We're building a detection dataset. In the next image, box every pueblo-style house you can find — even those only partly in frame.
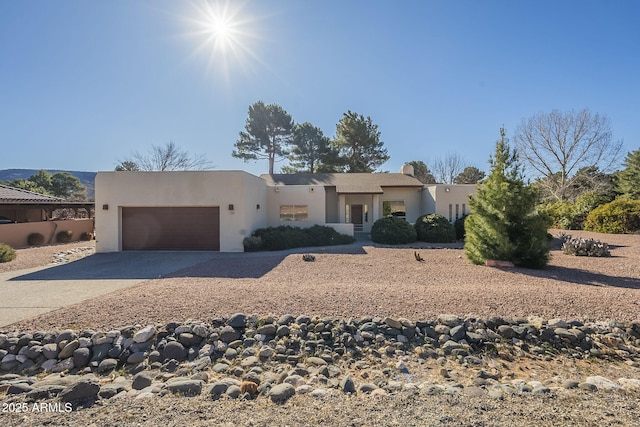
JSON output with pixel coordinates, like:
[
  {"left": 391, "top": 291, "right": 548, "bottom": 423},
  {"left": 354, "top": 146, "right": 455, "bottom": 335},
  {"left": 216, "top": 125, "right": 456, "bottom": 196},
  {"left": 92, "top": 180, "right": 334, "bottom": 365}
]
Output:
[{"left": 95, "top": 164, "right": 476, "bottom": 252}]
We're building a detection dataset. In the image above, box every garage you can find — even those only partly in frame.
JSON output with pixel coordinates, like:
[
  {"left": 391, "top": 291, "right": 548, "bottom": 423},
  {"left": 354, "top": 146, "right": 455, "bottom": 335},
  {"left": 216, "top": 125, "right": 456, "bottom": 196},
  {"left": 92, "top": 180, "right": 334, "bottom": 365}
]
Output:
[{"left": 121, "top": 207, "right": 220, "bottom": 251}]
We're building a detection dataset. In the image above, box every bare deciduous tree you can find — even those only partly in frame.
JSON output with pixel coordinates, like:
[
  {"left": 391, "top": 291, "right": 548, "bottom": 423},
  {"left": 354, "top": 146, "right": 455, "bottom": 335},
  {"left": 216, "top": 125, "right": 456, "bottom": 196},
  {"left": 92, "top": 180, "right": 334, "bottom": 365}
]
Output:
[
  {"left": 514, "top": 109, "right": 623, "bottom": 201},
  {"left": 432, "top": 153, "right": 465, "bottom": 184},
  {"left": 117, "top": 141, "right": 213, "bottom": 171}
]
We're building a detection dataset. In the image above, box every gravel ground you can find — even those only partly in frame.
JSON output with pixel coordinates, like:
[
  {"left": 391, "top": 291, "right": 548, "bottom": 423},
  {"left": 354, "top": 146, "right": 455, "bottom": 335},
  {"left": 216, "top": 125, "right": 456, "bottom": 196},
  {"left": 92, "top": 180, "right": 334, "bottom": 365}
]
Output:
[
  {"left": 0, "top": 241, "right": 95, "bottom": 273},
  {"left": 7, "top": 230, "right": 639, "bottom": 332},
  {"left": 2, "top": 230, "right": 639, "bottom": 426},
  {"left": 4, "top": 390, "right": 640, "bottom": 427}
]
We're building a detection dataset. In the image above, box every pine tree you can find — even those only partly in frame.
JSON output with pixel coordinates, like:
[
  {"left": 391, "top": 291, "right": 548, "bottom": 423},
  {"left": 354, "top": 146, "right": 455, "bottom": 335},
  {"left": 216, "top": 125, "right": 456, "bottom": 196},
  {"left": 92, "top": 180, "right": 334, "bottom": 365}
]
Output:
[
  {"left": 232, "top": 101, "right": 294, "bottom": 174},
  {"left": 333, "top": 111, "right": 389, "bottom": 173},
  {"left": 464, "top": 128, "right": 551, "bottom": 269},
  {"left": 283, "top": 122, "right": 339, "bottom": 173},
  {"left": 615, "top": 148, "right": 640, "bottom": 199}
]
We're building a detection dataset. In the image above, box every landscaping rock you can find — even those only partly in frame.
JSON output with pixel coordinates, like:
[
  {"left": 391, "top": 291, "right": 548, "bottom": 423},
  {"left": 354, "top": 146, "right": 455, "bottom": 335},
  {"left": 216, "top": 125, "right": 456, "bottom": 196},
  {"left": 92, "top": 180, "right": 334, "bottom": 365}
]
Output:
[
  {"left": 163, "top": 341, "right": 187, "bottom": 361},
  {"left": 227, "top": 313, "right": 246, "bottom": 328},
  {"left": 59, "top": 379, "right": 100, "bottom": 403},
  {"left": 133, "top": 326, "right": 156, "bottom": 343},
  {"left": 73, "top": 347, "right": 91, "bottom": 369},
  {"left": 340, "top": 375, "right": 356, "bottom": 393},
  {"left": 132, "top": 372, "right": 153, "bottom": 390},
  {"left": 97, "top": 358, "right": 118, "bottom": 374},
  {"left": 269, "top": 383, "right": 295, "bottom": 403},
  {"left": 58, "top": 339, "right": 80, "bottom": 359},
  {"left": 586, "top": 376, "right": 622, "bottom": 391},
  {"left": 165, "top": 379, "right": 203, "bottom": 396}
]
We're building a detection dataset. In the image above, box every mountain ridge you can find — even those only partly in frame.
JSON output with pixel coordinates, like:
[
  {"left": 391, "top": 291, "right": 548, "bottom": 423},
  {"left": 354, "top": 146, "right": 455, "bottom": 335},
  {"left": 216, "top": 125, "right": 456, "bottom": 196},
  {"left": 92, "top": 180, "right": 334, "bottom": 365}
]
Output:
[{"left": 0, "top": 169, "right": 96, "bottom": 200}]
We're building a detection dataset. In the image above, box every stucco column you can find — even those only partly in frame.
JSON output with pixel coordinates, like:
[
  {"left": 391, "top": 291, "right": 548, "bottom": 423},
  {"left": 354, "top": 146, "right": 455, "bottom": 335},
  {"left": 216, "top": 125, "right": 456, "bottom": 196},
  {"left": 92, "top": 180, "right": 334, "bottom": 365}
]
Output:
[
  {"left": 372, "top": 194, "right": 380, "bottom": 222},
  {"left": 338, "top": 194, "right": 346, "bottom": 222}
]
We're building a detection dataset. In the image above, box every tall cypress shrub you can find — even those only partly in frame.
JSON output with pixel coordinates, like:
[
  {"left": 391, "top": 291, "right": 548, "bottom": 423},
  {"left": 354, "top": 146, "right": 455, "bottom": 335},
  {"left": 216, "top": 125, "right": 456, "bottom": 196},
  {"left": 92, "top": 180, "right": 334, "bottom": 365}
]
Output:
[{"left": 464, "top": 128, "right": 551, "bottom": 269}]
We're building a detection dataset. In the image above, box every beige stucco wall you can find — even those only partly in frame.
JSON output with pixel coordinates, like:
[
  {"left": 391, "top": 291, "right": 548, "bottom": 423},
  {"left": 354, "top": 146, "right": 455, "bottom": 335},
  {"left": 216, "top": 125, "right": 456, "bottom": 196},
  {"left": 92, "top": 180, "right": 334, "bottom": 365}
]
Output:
[
  {"left": 0, "top": 219, "right": 94, "bottom": 248},
  {"left": 95, "top": 171, "right": 267, "bottom": 253},
  {"left": 423, "top": 184, "right": 477, "bottom": 222},
  {"left": 266, "top": 185, "right": 326, "bottom": 228},
  {"left": 379, "top": 187, "right": 424, "bottom": 223}
]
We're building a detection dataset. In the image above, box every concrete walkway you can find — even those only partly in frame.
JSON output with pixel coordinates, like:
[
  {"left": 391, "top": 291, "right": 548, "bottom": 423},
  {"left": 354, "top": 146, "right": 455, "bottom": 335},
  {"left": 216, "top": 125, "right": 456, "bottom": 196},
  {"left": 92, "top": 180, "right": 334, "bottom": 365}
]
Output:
[{"left": 0, "top": 252, "right": 217, "bottom": 328}]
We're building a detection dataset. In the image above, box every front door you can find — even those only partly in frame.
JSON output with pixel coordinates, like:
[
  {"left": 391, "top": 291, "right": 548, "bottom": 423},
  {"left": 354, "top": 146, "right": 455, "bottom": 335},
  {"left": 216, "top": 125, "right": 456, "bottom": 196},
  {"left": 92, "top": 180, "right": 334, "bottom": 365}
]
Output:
[{"left": 351, "top": 204, "right": 363, "bottom": 231}]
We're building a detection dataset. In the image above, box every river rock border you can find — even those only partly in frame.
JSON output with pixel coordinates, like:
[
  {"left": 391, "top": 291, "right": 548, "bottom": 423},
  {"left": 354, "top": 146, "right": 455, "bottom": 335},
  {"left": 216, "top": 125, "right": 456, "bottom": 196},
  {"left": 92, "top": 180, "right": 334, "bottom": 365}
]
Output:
[{"left": 1, "top": 314, "right": 640, "bottom": 405}]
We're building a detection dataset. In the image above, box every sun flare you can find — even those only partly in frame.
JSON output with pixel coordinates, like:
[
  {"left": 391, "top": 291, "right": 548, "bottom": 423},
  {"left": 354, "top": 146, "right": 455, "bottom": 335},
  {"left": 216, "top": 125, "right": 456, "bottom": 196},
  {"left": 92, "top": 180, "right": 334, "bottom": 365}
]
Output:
[
  {"left": 206, "top": 12, "right": 237, "bottom": 51},
  {"left": 183, "top": 0, "right": 262, "bottom": 79}
]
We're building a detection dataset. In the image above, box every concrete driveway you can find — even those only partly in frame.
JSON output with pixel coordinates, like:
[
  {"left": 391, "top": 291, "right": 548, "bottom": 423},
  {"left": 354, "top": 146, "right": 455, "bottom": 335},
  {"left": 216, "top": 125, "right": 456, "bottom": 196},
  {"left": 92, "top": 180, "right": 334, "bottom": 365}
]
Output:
[{"left": 0, "top": 252, "right": 217, "bottom": 328}]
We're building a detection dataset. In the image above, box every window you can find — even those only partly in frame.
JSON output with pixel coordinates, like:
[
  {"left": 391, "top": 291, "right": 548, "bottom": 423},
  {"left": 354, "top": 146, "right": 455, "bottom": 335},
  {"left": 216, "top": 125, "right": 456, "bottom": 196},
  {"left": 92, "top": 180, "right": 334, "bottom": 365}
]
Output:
[
  {"left": 448, "top": 204, "right": 453, "bottom": 222},
  {"left": 383, "top": 201, "right": 406, "bottom": 218},
  {"left": 280, "top": 205, "right": 308, "bottom": 221},
  {"left": 455, "top": 204, "right": 459, "bottom": 220},
  {"left": 462, "top": 204, "right": 466, "bottom": 216}
]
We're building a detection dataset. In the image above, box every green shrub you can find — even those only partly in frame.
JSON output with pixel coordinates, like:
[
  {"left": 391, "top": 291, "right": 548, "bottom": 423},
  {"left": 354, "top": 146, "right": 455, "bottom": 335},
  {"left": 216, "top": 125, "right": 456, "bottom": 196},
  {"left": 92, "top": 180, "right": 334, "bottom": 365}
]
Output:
[
  {"left": 80, "top": 232, "right": 94, "bottom": 241},
  {"left": 243, "top": 236, "right": 263, "bottom": 252},
  {"left": 584, "top": 199, "right": 640, "bottom": 233},
  {"left": 249, "top": 225, "right": 355, "bottom": 251},
  {"left": 414, "top": 214, "right": 456, "bottom": 243},
  {"left": 0, "top": 243, "right": 17, "bottom": 263},
  {"left": 302, "top": 225, "right": 355, "bottom": 246},
  {"left": 561, "top": 234, "right": 611, "bottom": 257},
  {"left": 537, "top": 201, "right": 575, "bottom": 229},
  {"left": 538, "top": 192, "right": 613, "bottom": 230},
  {"left": 454, "top": 214, "right": 468, "bottom": 240},
  {"left": 571, "top": 192, "right": 612, "bottom": 230},
  {"left": 27, "top": 232, "right": 45, "bottom": 246},
  {"left": 56, "top": 230, "right": 73, "bottom": 243},
  {"left": 370, "top": 216, "right": 417, "bottom": 245}
]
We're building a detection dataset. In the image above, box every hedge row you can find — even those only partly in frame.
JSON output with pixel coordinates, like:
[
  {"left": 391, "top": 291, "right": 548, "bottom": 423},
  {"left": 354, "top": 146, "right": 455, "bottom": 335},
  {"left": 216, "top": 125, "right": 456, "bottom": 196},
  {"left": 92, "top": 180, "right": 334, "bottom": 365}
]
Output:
[{"left": 243, "top": 225, "right": 355, "bottom": 251}]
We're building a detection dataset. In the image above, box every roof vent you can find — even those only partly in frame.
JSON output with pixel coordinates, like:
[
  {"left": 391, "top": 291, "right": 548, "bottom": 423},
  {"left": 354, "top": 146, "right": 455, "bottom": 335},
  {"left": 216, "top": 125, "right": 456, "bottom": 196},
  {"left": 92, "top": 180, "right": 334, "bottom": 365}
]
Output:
[{"left": 400, "top": 164, "right": 414, "bottom": 176}]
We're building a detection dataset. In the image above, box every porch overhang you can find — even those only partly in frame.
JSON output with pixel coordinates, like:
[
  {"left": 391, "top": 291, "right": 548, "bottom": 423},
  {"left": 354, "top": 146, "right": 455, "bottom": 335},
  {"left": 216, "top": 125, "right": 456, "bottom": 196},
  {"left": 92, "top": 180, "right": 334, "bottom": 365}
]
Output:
[{"left": 335, "top": 185, "right": 383, "bottom": 194}]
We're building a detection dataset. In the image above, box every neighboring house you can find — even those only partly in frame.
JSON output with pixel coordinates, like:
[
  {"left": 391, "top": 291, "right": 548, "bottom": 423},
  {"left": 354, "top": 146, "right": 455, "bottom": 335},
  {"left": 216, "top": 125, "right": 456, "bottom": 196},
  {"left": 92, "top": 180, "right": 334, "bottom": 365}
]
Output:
[
  {"left": 95, "top": 166, "right": 476, "bottom": 253},
  {"left": 0, "top": 184, "right": 65, "bottom": 222},
  {"left": 0, "top": 184, "right": 94, "bottom": 247}
]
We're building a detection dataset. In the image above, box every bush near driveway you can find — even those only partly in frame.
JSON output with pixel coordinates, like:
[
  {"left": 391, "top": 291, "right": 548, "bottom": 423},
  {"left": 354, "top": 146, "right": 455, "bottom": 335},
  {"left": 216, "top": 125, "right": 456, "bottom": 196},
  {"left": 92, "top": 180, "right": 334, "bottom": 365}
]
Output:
[{"left": 0, "top": 243, "right": 17, "bottom": 263}]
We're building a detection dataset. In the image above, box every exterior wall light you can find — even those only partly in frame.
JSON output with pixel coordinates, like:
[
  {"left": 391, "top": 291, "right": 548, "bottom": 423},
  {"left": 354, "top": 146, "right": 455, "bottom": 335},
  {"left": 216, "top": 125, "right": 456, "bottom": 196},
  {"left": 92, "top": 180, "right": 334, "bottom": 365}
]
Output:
[
  {"left": 274, "top": 187, "right": 280, "bottom": 193},
  {"left": 102, "top": 204, "right": 109, "bottom": 210},
  {"left": 228, "top": 204, "right": 234, "bottom": 211}
]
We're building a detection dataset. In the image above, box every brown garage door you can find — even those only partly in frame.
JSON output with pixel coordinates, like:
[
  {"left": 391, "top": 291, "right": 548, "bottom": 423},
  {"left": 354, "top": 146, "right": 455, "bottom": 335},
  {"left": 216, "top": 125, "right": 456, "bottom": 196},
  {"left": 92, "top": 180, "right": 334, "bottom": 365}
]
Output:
[{"left": 122, "top": 207, "right": 220, "bottom": 251}]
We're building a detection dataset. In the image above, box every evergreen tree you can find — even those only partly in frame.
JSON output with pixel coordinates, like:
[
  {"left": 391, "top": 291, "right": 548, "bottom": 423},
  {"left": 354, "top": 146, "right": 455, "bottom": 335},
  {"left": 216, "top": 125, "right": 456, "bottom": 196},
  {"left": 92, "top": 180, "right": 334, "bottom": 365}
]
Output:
[
  {"left": 333, "top": 111, "right": 389, "bottom": 172},
  {"left": 615, "top": 148, "right": 640, "bottom": 199},
  {"left": 29, "top": 170, "right": 53, "bottom": 190},
  {"left": 407, "top": 160, "right": 436, "bottom": 184},
  {"left": 50, "top": 172, "right": 87, "bottom": 200},
  {"left": 283, "top": 122, "right": 339, "bottom": 173},
  {"left": 5, "top": 178, "right": 50, "bottom": 195},
  {"left": 464, "top": 128, "right": 551, "bottom": 269},
  {"left": 232, "top": 101, "right": 294, "bottom": 174},
  {"left": 454, "top": 166, "right": 486, "bottom": 184},
  {"left": 115, "top": 161, "right": 141, "bottom": 171}
]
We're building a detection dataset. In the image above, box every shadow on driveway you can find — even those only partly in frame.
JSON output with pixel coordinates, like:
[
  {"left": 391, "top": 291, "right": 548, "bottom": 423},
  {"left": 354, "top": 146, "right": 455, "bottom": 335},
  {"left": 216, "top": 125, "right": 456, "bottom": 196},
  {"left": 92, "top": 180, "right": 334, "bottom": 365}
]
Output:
[
  {"left": 9, "top": 242, "right": 371, "bottom": 281},
  {"left": 9, "top": 252, "right": 218, "bottom": 281}
]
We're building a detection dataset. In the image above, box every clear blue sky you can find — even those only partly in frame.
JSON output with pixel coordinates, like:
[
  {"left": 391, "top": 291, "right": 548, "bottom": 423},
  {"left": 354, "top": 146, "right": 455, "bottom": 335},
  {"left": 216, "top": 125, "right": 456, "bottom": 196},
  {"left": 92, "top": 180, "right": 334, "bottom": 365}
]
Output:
[{"left": 1, "top": 0, "right": 638, "bottom": 177}]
